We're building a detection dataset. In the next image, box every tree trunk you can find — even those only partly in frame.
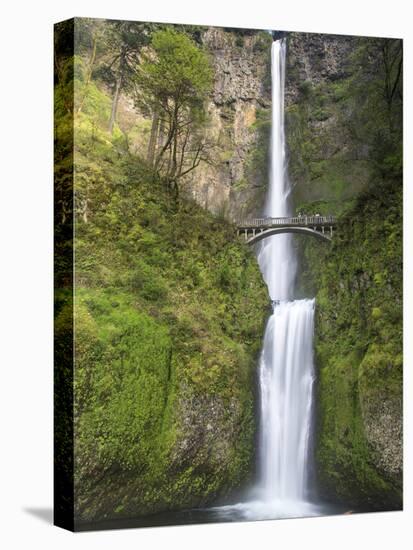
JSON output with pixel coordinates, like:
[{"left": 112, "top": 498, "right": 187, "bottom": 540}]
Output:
[
  {"left": 157, "top": 116, "right": 165, "bottom": 150},
  {"left": 168, "top": 105, "right": 179, "bottom": 181},
  {"left": 108, "top": 72, "right": 122, "bottom": 134},
  {"left": 147, "top": 110, "right": 159, "bottom": 166},
  {"left": 154, "top": 114, "right": 175, "bottom": 173},
  {"left": 76, "top": 34, "right": 97, "bottom": 115},
  {"left": 170, "top": 130, "right": 178, "bottom": 180}
]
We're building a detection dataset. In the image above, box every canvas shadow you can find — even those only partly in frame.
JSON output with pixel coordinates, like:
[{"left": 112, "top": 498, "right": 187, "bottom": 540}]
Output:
[{"left": 24, "top": 507, "right": 53, "bottom": 525}]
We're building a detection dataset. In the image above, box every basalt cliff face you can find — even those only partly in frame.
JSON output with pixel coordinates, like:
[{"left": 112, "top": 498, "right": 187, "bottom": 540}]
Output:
[
  {"left": 284, "top": 33, "right": 369, "bottom": 208},
  {"left": 115, "top": 27, "right": 273, "bottom": 221},
  {"left": 186, "top": 28, "right": 272, "bottom": 220},
  {"left": 186, "top": 31, "right": 365, "bottom": 221}
]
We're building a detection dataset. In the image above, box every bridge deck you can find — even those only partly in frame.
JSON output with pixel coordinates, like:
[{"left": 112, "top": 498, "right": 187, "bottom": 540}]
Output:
[
  {"left": 237, "top": 215, "right": 337, "bottom": 244},
  {"left": 237, "top": 215, "right": 336, "bottom": 230}
]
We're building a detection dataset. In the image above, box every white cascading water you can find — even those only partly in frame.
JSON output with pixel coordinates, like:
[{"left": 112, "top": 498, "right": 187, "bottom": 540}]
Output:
[
  {"left": 213, "top": 39, "right": 320, "bottom": 521},
  {"left": 256, "top": 39, "right": 316, "bottom": 511},
  {"left": 257, "top": 39, "right": 295, "bottom": 301}
]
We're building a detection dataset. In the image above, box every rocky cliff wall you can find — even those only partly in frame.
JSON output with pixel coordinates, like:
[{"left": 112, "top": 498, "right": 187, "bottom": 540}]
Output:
[
  {"left": 114, "top": 27, "right": 273, "bottom": 221},
  {"left": 186, "top": 28, "right": 272, "bottom": 220},
  {"left": 185, "top": 30, "right": 370, "bottom": 220},
  {"left": 285, "top": 33, "right": 370, "bottom": 210}
]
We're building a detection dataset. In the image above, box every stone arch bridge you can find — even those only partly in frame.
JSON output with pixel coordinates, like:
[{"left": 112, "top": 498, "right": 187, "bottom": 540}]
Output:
[{"left": 237, "top": 215, "right": 337, "bottom": 245}]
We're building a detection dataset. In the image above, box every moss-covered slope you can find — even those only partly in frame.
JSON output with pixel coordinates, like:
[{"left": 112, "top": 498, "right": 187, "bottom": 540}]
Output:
[
  {"left": 68, "top": 158, "right": 267, "bottom": 523},
  {"left": 297, "top": 180, "right": 402, "bottom": 510},
  {"left": 54, "top": 43, "right": 268, "bottom": 522}
]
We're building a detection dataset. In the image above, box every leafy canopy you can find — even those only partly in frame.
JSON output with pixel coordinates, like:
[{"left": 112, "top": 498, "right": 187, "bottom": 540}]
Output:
[{"left": 139, "top": 29, "right": 213, "bottom": 109}]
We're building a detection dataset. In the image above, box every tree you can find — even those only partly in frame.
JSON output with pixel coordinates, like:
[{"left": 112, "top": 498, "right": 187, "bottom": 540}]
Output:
[
  {"left": 345, "top": 37, "right": 402, "bottom": 182},
  {"left": 100, "top": 21, "right": 152, "bottom": 134},
  {"left": 71, "top": 18, "right": 108, "bottom": 117},
  {"left": 135, "top": 29, "right": 213, "bottom": 196},
  {"left": 380, "top": 39, "right": 403, "bottom": 119}
]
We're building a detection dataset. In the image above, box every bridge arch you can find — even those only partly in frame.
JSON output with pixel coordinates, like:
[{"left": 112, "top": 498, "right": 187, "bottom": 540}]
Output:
[{"left": 245, "top": 226, "right": 332, "bottom": 245}]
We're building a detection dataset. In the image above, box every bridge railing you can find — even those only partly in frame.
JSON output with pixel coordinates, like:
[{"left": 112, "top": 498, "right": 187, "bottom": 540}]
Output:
[{"left": 237, "top": 215, "right": 336, "bottom": 228}]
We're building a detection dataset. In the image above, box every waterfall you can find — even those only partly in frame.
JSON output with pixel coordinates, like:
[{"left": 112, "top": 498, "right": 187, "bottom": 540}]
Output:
[
  {"left": 257, "top": 39, "right": 295, "bottom": 302},
  {"left": 212, "top": 38, "right": 320, "bottom": 522},
  {"left": 258, "top": 300, "right": 315, "bottom": 502},
  {"left": 256, "top": 38, "right": 316, "bottom": 509}
]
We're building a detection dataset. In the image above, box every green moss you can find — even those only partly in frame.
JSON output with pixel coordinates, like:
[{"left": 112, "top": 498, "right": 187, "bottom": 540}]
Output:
[
  {"left": 286, "top": 44, "right": 374, "bottom": 209},
  {"left": 315, "top": 350, "right": 400, "bottom": 510},
  {"left": 371, "top": 307, "right": 382, "bottom": 320},
  {"left": 244, "top": 106, "right": 271, "bottom": 193},
  {"left": 252, "top": 31, "right": 273, "bottom": 53},
  {"left": 61, "top": 65, "right": 268, "bottom": 521},
  {"left": 301, "top": 179, "right": 402, "bottom": 510}
]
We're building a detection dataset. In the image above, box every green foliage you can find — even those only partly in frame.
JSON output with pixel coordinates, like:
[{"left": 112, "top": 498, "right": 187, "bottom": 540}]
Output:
[
  {"left": 315, "top": 350, "right": 397, "bottom": 509},
  {"left": 95, "top": 20, "right": 151, "bottom": 91},
  {"left": 72, "top": 164, "right": 268, "bottom": 517},
  {"left": 290, "top": 40, "right": 403, "bottom": 511},
  {"left": 286, "top": 35, "right": 402, "bottom": 213},
  {"left": 60, "top": 55, "right": 268, "bottom": 520},
  {"left": 253, "top": 32, "right": 273, "bottom": 53},
  {"left": 235, "top": 35, "right": 244, "bottom": 48},
  {"left": 136, "top": 28, "right": 213, "bottom": 187},
  {"left": 298, "top": 178, "right": 402, "bottom": 510},
  {"left": 138, "top": 29, "right": 212, "bottom": 109},
  {"left": 74, "top": 290, "right": 174, "bottom": 472},
  {"left": 74, "top": 56, "right": 112, "bottom": 123},
  {"left": 346, "top": 38, "right": 402, "bottom": 181}
]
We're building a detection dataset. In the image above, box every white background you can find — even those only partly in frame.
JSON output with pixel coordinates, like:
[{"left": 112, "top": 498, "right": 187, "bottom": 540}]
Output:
[{"left": 0, "top": 0, "right": 411, "bottom": 548}]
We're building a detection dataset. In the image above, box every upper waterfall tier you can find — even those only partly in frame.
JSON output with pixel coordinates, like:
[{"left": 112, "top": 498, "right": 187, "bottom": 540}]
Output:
[{"left": 257, "top": 39, "right": 296, "bottom": 301}]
